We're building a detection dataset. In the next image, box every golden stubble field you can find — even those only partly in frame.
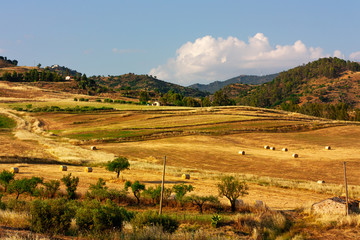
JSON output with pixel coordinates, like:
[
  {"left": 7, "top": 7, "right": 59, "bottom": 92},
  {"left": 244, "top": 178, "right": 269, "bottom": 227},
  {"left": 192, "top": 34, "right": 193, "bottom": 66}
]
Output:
[{"left": 1, "top": 81, "right": 360, "bottom": 211}]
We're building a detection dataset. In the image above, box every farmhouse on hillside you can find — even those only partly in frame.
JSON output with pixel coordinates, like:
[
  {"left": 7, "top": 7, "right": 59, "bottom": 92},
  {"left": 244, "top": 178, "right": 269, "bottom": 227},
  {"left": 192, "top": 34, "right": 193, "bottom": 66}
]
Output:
[{"left": 312, "top": 197, "right": 359, "bottom": 215}]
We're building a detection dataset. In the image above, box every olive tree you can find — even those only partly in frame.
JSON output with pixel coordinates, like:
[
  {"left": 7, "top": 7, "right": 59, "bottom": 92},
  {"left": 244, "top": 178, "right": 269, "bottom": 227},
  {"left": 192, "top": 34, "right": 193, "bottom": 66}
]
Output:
[
  {"left": 106, "top": 157, "right": 130, "bottom": 178},
  {"left": 217, "top": 176, "right": 248, "bottom": 212}
]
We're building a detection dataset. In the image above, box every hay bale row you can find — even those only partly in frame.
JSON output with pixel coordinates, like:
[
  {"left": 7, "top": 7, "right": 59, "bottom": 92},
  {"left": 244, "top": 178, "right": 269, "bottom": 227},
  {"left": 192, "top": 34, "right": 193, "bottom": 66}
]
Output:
[{"left": 264, "top": 145, "right": 270, "bottom": 149}]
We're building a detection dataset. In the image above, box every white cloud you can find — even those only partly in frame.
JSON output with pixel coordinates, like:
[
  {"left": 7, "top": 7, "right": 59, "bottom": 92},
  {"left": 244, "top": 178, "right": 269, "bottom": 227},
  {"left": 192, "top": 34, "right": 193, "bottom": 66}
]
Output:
[
  {"left": 149, "top": 33, "right": 330, "bottom": 86},
  {"left": 333, "top": 50, "right": 344, "bottom": 59},
  {"left": 349, "top": 51, "right": 360, "bottom": 60},
  {"left": 0, "top": 48, "right": 4, "bottom": 54}
]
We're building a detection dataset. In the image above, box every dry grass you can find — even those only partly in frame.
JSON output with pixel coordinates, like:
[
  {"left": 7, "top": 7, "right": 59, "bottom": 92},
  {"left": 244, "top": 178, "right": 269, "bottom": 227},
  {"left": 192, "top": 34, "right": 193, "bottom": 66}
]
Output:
[{"left": 0, "top": 209, "right": 31, "bottom": 228}]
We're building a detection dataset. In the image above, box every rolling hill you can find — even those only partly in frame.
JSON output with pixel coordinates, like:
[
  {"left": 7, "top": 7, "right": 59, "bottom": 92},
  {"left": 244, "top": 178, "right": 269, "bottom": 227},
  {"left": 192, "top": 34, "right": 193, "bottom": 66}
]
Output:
[
  {"left": 96, "top": 73, "right": 207, "bottom": 98},
  {"left": 188, "top": 73, "right": 278, "bottom": 93},
  {"left": 235, "top": 58, "right": 360, "bottom": 107}
]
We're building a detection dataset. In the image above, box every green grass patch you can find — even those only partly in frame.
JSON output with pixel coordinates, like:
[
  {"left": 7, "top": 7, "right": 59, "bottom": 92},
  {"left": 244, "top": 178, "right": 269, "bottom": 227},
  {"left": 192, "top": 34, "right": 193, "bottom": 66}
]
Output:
[
  {"left": 0, "top": 114, "right": 16, "bottom": 129},
  {"left": 63, "top": 129, "right": 162, "bottom": 140}
]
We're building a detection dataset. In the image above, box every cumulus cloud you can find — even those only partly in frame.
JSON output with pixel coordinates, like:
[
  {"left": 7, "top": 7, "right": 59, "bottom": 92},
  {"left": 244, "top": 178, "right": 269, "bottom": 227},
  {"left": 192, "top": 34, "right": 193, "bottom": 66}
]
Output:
[
  {"left": 149, "top": 33, "right": 329, "bottom": 86},
  {"left": 349, "top": 51, "right": 360, "bottom": 61},
  {"left": 333, "top": 50, "right": 344, "bottom": 59}
]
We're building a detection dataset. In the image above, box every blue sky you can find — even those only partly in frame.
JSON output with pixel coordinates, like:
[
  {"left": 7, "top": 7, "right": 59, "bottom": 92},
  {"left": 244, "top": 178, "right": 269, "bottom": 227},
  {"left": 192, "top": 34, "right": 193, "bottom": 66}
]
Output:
[{"left": 1, "top": 0, "right": 360, "bottom": 85}]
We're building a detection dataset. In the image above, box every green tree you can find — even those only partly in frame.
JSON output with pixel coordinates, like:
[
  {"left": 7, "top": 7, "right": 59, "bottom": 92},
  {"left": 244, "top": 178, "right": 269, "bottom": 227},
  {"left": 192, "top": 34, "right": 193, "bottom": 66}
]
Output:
[
  {"left": 217, "top": 176, "right": 248, "bottom": 212},
  {"left": 125, "top": 180, "right": 145, "bottom": 204},
  {"left": 106, "top": 157, "right": 130, "bottom": 178},
  {"left": 61, "top": 173, "right": 79, "bottom": 200},
  {"left": 42, "top": 180, "right": 60, "bottom": 199},
  {"left": 0, "top": 170, "right": 15, "bottom": 192},
  {"left": 8, "top": 177, "right": 43, "bottom": 200},
  {"left": 172, "top": 183, "right": 194, "bottom": 207},
  {"left": 139, "top": 91, "right": 150, "bottom": 103}
]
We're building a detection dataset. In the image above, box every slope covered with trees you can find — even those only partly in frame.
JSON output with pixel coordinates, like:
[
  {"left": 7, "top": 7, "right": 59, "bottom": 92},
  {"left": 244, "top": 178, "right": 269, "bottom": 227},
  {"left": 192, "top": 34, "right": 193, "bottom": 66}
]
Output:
[
  {"left": 189, "top": 73, "right": 277, "bottom": 94},
  {"left": 238, "top": 57, "right": 360, "bottom": 108},
  {"left": 96, "top": 73, "right": 207, "bottom": 98}
]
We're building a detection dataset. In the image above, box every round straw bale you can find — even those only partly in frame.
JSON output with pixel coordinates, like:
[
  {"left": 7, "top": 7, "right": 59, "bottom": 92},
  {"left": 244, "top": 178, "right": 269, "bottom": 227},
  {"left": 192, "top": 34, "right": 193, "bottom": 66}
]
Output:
[
  {"left": 282, "top": 148, "right": 288, "bottom": 152},
  {"left": 60, "top": 165, "right": 67, "bottom": 171},
  {"left": 292, "top": 153, "right": 299, "bottom": 158},
  {"left": 264, "top": 145, "right": 270, "bottom": 149},
  {"left": 10, "top": 167, "right": 19, "bottom": 173},
  {"left": 91, "top": 146, "right": 97, "bottom": 150},
  {"left": 325, "top": 146, "right": 331, "bottom": 150},
  {"left": 182, "top": 174, "right": 190, "bottom": 180},
  {"left": 270, "top": 147, "right": 275, "bottom": 151},
  {"left": 238, "top": 150, "right": 245, "bottom": 155},
  {"left": 317, "top": 180, "right": 325, "bottom": 184},
  {"left": 84, "top": 167, "right": 93, "bottom": 172}
]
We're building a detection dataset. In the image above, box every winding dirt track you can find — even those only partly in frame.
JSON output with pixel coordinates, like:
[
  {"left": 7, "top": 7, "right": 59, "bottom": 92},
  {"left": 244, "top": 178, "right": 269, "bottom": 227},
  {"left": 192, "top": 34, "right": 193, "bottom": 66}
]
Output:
[{"left": 0, "top": 107, "right": 114, "bottom": 163}]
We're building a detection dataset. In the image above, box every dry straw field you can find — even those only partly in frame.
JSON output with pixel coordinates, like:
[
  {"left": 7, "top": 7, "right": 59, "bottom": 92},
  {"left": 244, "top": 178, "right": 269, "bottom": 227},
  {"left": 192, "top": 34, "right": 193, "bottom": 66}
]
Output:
[{"left": 1, "top": 81, "right": 360, "bottom": 212}]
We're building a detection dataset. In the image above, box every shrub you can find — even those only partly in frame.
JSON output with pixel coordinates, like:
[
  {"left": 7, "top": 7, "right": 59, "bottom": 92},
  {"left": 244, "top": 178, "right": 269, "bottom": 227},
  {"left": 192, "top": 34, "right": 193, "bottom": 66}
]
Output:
[
  {"left": 8, "top": 177, "right": 43, "bottom": 200},
  {"left": 74, "top": 98, "right": 78, "bottom": 101},
  {"left": 125, "top": 181, "right": 145, "bottom": 205},
  {"left": 186, "top": 195, "right": 219, "bottom": 213},
  {"left": 61, "top": 173, "right": 79, "bottom": 200},
  {"left": 131, "top": 211, "right": 179, "bottom": 233},
  {"left": 143, "top": 185, "right": 162, "bottom": 204},
  {"left": 0, "top": 194, "right": 6, "bottom": 210},
  {"left": 30, "top": 198, "right": 73, "bottom": 235},
  {"left": 172, "top": 183, "right": 194, "bottom": 207},
  {"left": 0, "top": 170, "right": 15, "bottom": 192},
  {"left": 42, "top": 180, "right": 60, "bottom": 199},
  {"left": 95, "top": 99, "right": 102, "bottom": 102},
  {"left": 75, "top": 200, "right": 132, "bottom": 232}
]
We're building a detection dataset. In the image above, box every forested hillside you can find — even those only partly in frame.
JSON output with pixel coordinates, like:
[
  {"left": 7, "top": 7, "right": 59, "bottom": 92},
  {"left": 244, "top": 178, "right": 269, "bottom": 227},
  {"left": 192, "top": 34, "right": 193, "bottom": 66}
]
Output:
[
  {"left": 189, "top": 73, "right": 277, "bottom": 93},
  {"left": 234, "top": 57, "right": 360, "bottom": 121},
  {"left": 96, "top": 73, "right": 207, "bottom": 98},
  {"left": 238, "top": 57, "right": 360, "bottom": 108}
]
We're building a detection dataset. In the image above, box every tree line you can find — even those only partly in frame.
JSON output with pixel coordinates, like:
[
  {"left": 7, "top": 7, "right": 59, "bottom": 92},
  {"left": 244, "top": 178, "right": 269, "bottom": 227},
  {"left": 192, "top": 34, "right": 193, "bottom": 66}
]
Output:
[
  {"left": 1, "top": 69, "right": 64, "bottom": 82},
  {"left": 0, "top": 56, "right": 18, "bottom": 66}
]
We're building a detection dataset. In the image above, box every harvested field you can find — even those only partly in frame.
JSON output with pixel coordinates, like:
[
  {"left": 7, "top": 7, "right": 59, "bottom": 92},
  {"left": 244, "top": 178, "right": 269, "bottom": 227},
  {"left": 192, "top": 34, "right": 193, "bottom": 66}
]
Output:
[{"left": 1, "top": 80, "right": 360, "bottom": 211}]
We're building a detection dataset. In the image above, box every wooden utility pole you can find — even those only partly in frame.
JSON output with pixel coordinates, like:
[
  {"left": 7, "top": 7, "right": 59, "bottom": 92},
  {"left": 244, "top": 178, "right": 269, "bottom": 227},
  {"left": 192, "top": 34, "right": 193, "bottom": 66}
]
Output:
[
  {"left": 159, "top": 156, "right": 166, "bottom": 215},
  {"left": 344, "top": 162, "right": 349, "bottom": 216}
]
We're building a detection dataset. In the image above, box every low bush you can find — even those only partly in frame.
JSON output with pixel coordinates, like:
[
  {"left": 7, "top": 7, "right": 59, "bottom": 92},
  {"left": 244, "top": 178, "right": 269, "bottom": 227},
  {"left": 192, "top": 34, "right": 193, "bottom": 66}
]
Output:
[
  {"left": 75, "top": 199, "right": 132, "bottom": 232},
  {"left": 30, "top": 198, "right": 73, "bottom": 235},
  {"left": 131, "top": 210, "right": 179, "bottom": 233}
]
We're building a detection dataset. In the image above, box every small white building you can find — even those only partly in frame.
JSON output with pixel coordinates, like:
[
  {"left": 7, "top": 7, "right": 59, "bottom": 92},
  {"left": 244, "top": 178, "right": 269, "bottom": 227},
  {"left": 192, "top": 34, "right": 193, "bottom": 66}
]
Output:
[{"left": 65, "top": 76, "right": 71, "bottom": 81}]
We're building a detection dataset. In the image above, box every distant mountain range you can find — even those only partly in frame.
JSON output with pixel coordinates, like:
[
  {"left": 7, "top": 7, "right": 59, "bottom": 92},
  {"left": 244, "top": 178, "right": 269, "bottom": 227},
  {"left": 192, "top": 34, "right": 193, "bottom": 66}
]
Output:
[{"left": 188, "top": 74, "right": 278, "bottom": 93}]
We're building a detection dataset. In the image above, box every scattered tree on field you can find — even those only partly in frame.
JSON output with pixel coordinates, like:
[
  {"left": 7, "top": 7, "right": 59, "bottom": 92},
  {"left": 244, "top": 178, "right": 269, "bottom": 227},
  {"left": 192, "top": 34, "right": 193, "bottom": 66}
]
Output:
[
  {"left": 217, "top": 176, "right": 248, "bottom": 212},
  {"left": 125, "top": 180, "right": 145, "bottom": 204},
  {"left": 106, "top": 157, "right": 130, "bottom": 178}
]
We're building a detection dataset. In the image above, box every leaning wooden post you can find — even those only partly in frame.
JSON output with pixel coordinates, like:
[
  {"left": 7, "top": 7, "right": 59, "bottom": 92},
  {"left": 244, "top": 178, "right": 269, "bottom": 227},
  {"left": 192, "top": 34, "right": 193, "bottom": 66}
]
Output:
[
  {"left": 344, "top": 162, "right": 349, "bottom": 216},
  {"left": 159, "top": 156, "right": 166, "bottom": 215}
]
